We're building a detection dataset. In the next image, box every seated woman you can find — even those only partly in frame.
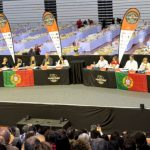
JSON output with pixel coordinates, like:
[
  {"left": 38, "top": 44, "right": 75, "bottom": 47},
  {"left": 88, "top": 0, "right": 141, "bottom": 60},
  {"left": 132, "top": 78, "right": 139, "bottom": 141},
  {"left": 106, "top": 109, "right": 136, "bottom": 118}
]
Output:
[
  {"left": 109, "top": 55, "right": 119, "bottom": 69},
  {"left": 139, "top": 57, "right": 150, "bottom": 71},
  {"left": 1, "top": 57, "right": 10, "bottom": 68},
  {"left": 15, "top": 58, "right": 23, "bottom": 68},
  {"left": 56, "top": 56, "right": 69, "bottom": 67},
  {"left": 30, "top": 56, "right": 37, "bottom": 67}
]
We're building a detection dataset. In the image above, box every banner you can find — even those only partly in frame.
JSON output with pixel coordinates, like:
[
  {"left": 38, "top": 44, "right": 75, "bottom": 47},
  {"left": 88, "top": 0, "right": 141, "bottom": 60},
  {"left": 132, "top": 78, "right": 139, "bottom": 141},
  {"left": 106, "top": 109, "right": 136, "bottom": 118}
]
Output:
[
  {"left": 115, "top": 72, "right": 148, "bottom": 92},
  {"left": 119, "top": 8, "right": 140, "bottom": 63},
  {"left": 43, "top": 12, "right": 62, "bottom": 57},
  {"left": 3, "top": 70, "right": 34, "bottom": 87},
  {"left": 0, "top": 13, "right": 15, "bottom": 62}
]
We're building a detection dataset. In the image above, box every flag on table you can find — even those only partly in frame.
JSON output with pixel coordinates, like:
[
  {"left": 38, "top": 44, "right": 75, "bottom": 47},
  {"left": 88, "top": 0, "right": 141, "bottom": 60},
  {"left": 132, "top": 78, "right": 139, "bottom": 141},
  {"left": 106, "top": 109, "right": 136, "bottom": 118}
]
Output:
[
  {"left": 119, "top": 8, "right": 140, "bottom": 63},
  {"left": 0, "top": 13, "right": 15, "bottom": 63},
  {"left": 43, "top": 11, "right": 62, "bottom": 57},
  {"left": 115, "top": 72, "right": 148, "bottom": 92},
  {"left": 3, "top": 70, "right": 34, "bottom": 87}
]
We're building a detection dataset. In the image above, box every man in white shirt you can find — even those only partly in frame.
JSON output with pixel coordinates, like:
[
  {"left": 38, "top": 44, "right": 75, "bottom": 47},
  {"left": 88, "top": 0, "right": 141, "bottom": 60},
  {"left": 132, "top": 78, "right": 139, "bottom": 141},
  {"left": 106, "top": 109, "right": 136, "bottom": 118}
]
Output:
[
  {"left": 95, "top": 56, "right": 108, "bottom": 68},
  {"left": 124, "top": 55, "right": 138, "bottom": 71}
]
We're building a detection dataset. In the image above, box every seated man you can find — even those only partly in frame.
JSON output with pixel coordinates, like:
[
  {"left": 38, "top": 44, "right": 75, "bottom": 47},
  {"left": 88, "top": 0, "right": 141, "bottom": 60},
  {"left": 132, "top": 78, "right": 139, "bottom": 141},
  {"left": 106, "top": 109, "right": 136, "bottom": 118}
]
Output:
[
  {"left": 124, "top": 55, "right": 138, "bottom": 71},
  {"left": 15, "top": 58, "right": 23, "bottom": 68},
  {"left": 1, "top": 57, "right": 11, "bottom": 68},
  {"left": 95, "top": 56, "right": 108, "bottom": 68},
  {"left": 139, "top": 57, "right": 150, "bottom": 71},
  {"left": 56, "top": 56, "right": 69, "bottom": 67},
  {"left": 41, "top": 53, "right": 53, "bottom": 67}
]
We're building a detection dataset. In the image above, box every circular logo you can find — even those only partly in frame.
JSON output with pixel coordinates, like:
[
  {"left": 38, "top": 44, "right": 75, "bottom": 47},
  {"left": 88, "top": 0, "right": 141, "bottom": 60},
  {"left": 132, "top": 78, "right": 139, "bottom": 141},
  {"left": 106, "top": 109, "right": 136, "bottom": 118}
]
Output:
[
  {"left": 11, "top": 74, "right": 21, "bottom": 85},
  {"left": 43, "top": 14, "right": 54, "bottom": 26},
  {"left": 0, "top": 16, "right": 7, "bottom": 28},
  {"left": 95, "top": 75, "right": 107, "bottom": 85},
  {"left": 126, "top": 11, "right": 139, "bottom": 24},
  {"left": 48, "top": 74, "right": 60, "bottom": 83},
  {"left": 123, "top": 76, "right": 133, "bottom": 88}
]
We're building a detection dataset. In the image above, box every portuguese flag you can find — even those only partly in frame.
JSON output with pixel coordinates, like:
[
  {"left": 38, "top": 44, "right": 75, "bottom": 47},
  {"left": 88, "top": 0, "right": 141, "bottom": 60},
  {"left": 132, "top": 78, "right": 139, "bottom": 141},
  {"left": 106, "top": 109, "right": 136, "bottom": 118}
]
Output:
[
  {"left": 115, "top": 72, "right": 148, "bottom": 92},
  {"left": 3, "top": 70, "right": 34, "bottom": 87}
]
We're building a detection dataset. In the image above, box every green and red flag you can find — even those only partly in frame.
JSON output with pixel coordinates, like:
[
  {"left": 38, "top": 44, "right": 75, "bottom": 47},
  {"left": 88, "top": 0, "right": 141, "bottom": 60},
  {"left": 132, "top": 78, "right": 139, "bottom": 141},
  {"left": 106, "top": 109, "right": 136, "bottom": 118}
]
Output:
[
  {"left": 116, "top": 72, "right": 148, "bottom": 92},
  {"left": 3, "top": 70, "right": 34, "bottom": 87}
]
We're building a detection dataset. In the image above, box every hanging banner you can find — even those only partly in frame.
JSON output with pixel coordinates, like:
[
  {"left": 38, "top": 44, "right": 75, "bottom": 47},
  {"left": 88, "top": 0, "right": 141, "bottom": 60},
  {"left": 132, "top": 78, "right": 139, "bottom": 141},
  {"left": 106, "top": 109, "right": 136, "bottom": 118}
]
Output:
[
  {"left": 119, "top": 8, "right": 140, "bottom": 63},
  {"left": 0, "top": 13, "right": 15, "bottom": 62},
  {"left": 43, "top": 12, "right": 62, "bottom": 57}
]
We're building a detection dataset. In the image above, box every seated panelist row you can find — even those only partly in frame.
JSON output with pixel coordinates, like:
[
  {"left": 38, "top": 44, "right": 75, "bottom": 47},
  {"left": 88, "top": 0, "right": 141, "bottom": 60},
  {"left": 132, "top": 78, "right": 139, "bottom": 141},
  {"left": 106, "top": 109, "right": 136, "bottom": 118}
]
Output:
[
  {"left": 93, "top": 55, "right": 150, "bottom": 71},
  {"left": 0, "top": 53, "right": 69, "bottom": 69},
  {"left": 93, "top": 55, "right": 119, "bottom": 69}
]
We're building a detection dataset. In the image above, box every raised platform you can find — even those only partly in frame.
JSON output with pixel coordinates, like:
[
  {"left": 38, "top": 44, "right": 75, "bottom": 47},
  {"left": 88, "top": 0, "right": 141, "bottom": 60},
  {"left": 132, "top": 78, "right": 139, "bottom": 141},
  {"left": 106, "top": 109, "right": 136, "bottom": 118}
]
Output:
[{"left": 0, "top": 85, "right": 150, "bottom": 133}]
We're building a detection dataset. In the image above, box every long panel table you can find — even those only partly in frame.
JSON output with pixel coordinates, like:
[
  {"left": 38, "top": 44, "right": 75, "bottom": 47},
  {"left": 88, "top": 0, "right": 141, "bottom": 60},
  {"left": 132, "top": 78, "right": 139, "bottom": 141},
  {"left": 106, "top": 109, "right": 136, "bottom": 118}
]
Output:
[
  {"left": 82, "top": 68, "right": 150, "bottom": 93},
  {"left": 34, "top": 68, "right": 70, "bottom": 85},
  {"left": 82, "top": 68, "right": 117, "bottom": 88},
  {"left": 0, "top": 68, "right": 70, "bottom": 87}
]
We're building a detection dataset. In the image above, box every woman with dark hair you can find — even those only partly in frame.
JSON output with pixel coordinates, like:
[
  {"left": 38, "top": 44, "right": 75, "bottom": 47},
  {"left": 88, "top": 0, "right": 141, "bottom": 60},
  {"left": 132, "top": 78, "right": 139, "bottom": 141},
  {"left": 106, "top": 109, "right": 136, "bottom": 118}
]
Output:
[
  {"left": 45, "top": 130, "right": 56, "bottom": 150},
  {"left": 55, "top": 130, "right": 70, "bottom": 150},
  {"left": 123, "top": 135, "right": 136, "bottom": 150},
  {"left": 133, "top": 131, "right": 150, "bottom": 150}
]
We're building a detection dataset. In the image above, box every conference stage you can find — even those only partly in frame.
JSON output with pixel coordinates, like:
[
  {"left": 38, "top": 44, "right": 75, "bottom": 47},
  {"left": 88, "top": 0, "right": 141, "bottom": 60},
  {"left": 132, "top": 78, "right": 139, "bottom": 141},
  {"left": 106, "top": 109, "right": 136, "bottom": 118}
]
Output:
[{"left": 0, "top": 85, "right": 150, "bottom": 133}]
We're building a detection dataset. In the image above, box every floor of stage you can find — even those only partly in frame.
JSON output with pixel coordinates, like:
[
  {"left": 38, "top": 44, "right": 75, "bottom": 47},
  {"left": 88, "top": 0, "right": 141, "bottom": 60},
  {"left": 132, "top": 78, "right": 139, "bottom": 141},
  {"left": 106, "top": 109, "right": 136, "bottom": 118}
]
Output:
[{"left": 0, "top": 84, "right": 150, "bottom": 109}]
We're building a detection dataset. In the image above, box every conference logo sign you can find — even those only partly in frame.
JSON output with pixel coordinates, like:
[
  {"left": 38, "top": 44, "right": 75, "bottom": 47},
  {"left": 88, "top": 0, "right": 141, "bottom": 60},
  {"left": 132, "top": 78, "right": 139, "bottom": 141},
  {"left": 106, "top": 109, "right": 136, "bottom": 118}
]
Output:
[
  {"left": 0, "top": 16, "right": 7, "bottom": 28},
  {"left": 48, "top": 74, "right": 60, "bottom": 83},
  {"left": 95, "top": 75, "right": 107, "bottom": 85},
  {"left": 126, "top": 11, "right": 139, "bottom": 24},
  {"left": 43, "top": 13, "right": 55, "bottom": 26},
  {"left": 123, "top": 76, "right": 133, "bottom": 88},
  {"left": 11, "top": 74, "right": 21, "bottom": 85}
]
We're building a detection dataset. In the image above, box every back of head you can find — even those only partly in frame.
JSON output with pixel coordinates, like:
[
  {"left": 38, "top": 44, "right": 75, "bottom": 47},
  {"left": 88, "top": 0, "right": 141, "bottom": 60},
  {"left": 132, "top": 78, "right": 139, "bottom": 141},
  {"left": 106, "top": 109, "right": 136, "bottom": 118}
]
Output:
[
  {"left": 44, "top": 130, "right": 56, "bottom": 144},
  {"left": 90, "top": 129, "right": 101, "bottom": 139},
  {"left": 78, "top": 133, "right": 90, "bottom": 144},
  {"left": 91, "top": 138, "right": 107, "bottom": 150},
  {"left": 24, "top": 136, "right": 40, "bottom": 150},
  {"left": 67, "top": 127, "right": 75, "bottom": 140},
  {"left": 34, "top": 142, "right": 52, "bottom": 150},
  {"left": 133, "top": 131, "right": 148, "bottom": 149},
  {"left": 123, "top": 135, "right": 136, "bottom": 150},
  {"left": 71, "top": 140, "right": 91, "bottom": 150},
  {"left": 56, "top": 131, "right": 70, "bottom": 150},
  {"left": 0, "top": 127, "right": 10, "bottom": 145},
  {"left": 25, "top": 131, "right": 36, "bottom": 140},
  {"left": 110, "top": 131, "right": 123, "bottom": 149}
]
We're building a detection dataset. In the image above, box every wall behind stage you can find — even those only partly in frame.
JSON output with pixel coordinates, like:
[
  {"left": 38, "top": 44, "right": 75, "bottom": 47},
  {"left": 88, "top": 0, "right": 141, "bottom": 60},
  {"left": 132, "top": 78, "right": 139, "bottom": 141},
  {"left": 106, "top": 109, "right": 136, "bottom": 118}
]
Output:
[
  {"left": 113, "top": 0, "right": 150, "bottom": 21},
  {"left": 56, "top": 0, "right": 99, "bottom": 24},
  {"left": 3, "top": 0, "right": 45, "bottom": 23}
]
